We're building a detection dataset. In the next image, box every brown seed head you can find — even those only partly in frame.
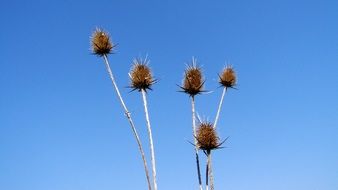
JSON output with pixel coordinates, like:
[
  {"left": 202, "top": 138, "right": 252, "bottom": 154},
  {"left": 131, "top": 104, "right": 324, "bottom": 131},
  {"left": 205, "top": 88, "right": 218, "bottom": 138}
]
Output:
[
  {"left": 129, "top": 58, "right": 155, "bottom": 92},
  {"left": 180, "top": 60, "right": 204, "bottom": 96},
  {"left": 91, "top": 28, "right": 114, "bottom": 56},
  {"left": 196, "top": 122, "right": 219, "bottom": 151},
  {"left": 219, "top": 66, "right": 236, "bottom": 88}
]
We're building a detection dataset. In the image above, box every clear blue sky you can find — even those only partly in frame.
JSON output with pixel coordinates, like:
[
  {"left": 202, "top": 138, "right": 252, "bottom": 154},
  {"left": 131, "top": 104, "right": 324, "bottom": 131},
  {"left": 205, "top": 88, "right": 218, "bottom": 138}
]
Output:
[{"left": 1, "top": 0, "right": 338, "bottom": 189}]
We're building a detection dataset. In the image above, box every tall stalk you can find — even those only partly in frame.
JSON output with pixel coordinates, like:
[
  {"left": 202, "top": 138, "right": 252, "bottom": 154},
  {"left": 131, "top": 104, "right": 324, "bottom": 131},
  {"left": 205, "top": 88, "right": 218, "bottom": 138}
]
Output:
[
  {"left": 208, "top": 153, "right": 214, "bottom": 190},
  {"left": 205, "top": 150, "right": 211, "bottom": 190},
  {"left": 191, "top": 96, "right": 203, "bottom": 190},
  {"left": 141, "top": 89, "right": 158, "bottom": 190},
  {"left": 214, "top": 87, "right": 227, "bottom": 129},
  {"left": 208, "top": 87, "right": 227, "bottom": 190},
  {"left": 102, "top": 55, "right": 152, "bottom": 190}
]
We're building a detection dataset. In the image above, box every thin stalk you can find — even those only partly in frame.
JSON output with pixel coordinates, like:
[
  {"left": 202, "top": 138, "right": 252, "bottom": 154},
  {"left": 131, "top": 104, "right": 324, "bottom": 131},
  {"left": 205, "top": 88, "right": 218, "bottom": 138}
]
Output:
[
  {"left": 209, "top": 153, "right": 214, "bottom": 190},
  {"left": 191, "top": 96, "right": 203, "bottom": 190},
  {"left": 214, "top": 87, "right": 227, "bottom": 129},
  {"left": 210, "top": 87, "right": 227, "bottom": 189},
  {"left": 141, "top": 89, "right": 158, "bottom": 190},
  {"left": 102, "top": 55, "right": 152, "bottom": 190},
  {"left": 206, "top": 151, "right": 211, "bottom": 190}
]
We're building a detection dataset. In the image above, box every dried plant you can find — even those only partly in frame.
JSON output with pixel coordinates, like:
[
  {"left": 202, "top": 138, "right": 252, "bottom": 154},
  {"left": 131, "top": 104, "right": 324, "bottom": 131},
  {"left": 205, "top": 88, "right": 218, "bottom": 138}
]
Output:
[
  {"left": 130, "top": 57, "right": 158, "bottom": 190},
  {"left": 214, "top": 66, "right": 237, "bottom": 129},
  {"left": 196, "top": 122, "right": 226, "bottom": 190},
  {"left": 219, "top": 66, "right": 236, "bottom": 89},
  {"left": 196, "top": 123, "right": 219, "bottom": 151},
  {"left": 91, "top": 28, "right": 115, "bottom": 56},
  {"left": 90, "top": 29, "right": 152, "bottom": 190},
  {"left": 179, "top": 57, "right": 204, "bottom": 190},
  {"left": 179, "top": 59, "right": 205, "bottom": 97},
  {"left": 196, "top": 123, "right": 217, "bottom": 190},
  {"left": 208, "top": 65, "right": 237, "bottom": 190},
  {"left": 129, "top": 59, "right": 156, "bottom": 92},
  {"left": 179, "top": 63, "right": 236, "bottom": 190},
  {"left": 90, "top": 27, "right": 238, "bottom": 190}
]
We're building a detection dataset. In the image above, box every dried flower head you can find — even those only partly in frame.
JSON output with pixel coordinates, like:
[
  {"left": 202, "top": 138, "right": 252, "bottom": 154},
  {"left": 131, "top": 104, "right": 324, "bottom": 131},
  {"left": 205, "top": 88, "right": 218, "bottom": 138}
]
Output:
[
  {"left": 179, "top": 59, "right": 205, "bottom": 96},
  {"left": 91, "top": 28, "right": 115, "bottom": 56},
  {"left": 129, "top": 58, "right": 155, "bottom": 92},
  {"left": 196, "top": 122, "right": 220, "bottom": 151},
  {"left": 219, "top": 66, "right": 236, "bottom": 88}
]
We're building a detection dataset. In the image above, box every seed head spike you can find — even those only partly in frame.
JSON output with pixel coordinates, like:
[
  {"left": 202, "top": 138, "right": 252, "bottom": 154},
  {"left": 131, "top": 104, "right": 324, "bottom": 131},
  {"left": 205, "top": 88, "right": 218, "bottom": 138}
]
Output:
[
  {"left": 91, "top": 28, "right": 115, "bottom": 56},
  {"left": 129, "top": 58, "right": 156, "bottom": 92},
  {"left": 179, "top": 58, "right": 205, "bottom": 96},
  {"left": 219, "top": 65, "right": 236, "bottom": 88}
]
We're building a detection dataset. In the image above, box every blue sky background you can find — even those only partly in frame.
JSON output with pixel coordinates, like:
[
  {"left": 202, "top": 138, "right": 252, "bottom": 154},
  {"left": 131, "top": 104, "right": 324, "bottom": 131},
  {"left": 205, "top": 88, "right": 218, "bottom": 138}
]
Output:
[{"left": 1, "top": 0, "right": 338, "bottom": 189}]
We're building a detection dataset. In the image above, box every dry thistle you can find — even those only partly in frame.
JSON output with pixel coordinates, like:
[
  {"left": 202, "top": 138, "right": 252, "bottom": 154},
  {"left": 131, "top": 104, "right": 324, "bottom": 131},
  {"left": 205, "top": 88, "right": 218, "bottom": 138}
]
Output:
[
  {"left": 129, "top": 58, "right": 155, "bottom": 92},
  {"left": 219, "top": 66, "right": 236, "bottom": 88},
  {"left": 91, "top": 29, "right": 152, "bottom": 189},
  {"left": 196, "top": 122, "right": 221, "bottom": 151},
  {"left": 180, "top": 61, "right": 205, "bottom": 96},
  {"left": 91, "top": 28, "right": 115, "bottom": 56}
]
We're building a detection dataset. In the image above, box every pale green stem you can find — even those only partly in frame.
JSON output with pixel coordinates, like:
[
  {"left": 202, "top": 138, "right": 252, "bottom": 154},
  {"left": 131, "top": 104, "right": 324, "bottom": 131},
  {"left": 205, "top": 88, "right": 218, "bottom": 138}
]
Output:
[
  {"left": 141, "top": 89, "right": 158, "bottom": 190},
  {"left": 192, "top": 96, "right": 203, "bottom": 190},
  {"left": 103, "top": 55, "right": 152, "bottom": 190}
]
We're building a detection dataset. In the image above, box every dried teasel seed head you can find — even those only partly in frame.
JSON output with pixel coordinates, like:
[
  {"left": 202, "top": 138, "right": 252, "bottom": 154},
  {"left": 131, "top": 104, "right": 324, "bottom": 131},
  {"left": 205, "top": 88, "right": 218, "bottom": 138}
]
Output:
[
  {"left": 129, "top": 58, "right": 155, "bottom": 92},
  {"left": 196, "top": 122, "right": 219, "bottom": 151},
  {"left": 91, "top": 28, "right": 115, "bottom": 56},
  {"left": 219, "top": 66, "right": 236, "bottom": 88},
  {"left": 180, "top": 59, "right": 205, "bottom": 96}
]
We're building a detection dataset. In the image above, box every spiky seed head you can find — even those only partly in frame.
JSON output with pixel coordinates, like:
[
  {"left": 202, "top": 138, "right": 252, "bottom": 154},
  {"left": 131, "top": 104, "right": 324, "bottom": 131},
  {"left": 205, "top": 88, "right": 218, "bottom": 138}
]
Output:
[
  {"left": 91, "top": 28, "right": 114, "bottom": 56},
  {"left": 129, "top": 58, "right": 155, "bottom": 92},
  {"left": 196, "top": 122, "right": 219, "bottom": 151},
  {"left": 219, "top": 66, "right": 236, "bottom": 88},
  {"left": 180, "top": 62, "right": 204, "bottom": 96}
]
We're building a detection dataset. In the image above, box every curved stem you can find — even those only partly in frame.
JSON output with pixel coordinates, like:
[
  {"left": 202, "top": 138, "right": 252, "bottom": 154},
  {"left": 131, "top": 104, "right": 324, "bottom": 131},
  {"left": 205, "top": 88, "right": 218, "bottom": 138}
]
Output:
[
  {"left": 141, "top": 89, "right": 158, "bottom": 190},
  {"left": 214, "top": 87, "right": 227, "bottom": 129},
  {"left": 102, "top": 55, "right": 152, "bottom": 190},
  {"left": 191, "top": 96, "right": 203, "bottom": 190}
]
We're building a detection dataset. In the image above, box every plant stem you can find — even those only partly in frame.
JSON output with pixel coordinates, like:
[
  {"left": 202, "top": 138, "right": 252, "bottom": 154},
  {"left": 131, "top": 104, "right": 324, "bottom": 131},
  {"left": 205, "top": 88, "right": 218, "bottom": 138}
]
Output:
[
  {"left": 141, "top": 89, "right": 158, "bottom": 190},
  {"left": 102, "top": 55, "right": 152, "bottom": 190},
  {"left": 214, "top": 87, "right": 227, "bottom": 129},
  {"left": 206, "top": 151, "right": 211, "bottom": 190},
  {"left": 209, "top": 153, "right": 214, "bottom": 190},
  {"left": 191, "top": 96, "right": 203, "bottom": 190},
  {"left": 210, "top": 87, "right": 227, "bottom": 189}
]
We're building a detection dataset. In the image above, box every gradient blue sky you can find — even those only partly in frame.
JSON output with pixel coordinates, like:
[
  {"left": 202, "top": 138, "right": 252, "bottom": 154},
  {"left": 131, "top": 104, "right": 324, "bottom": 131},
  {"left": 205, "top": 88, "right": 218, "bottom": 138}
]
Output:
[{"left": 1, "top": 0, "right": 338, "bottom": 189}]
